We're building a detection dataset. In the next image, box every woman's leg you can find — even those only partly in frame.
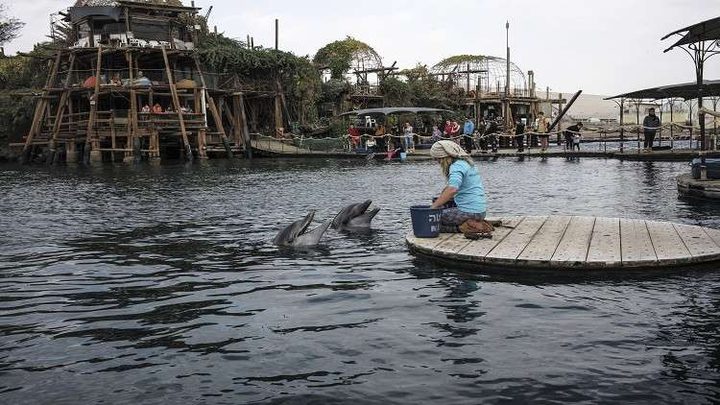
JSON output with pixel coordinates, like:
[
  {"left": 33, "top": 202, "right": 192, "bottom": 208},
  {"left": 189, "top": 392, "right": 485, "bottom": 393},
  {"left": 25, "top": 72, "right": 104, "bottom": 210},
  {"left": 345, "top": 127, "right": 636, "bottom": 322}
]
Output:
[{"left": 441, "top": 208, "right": 486, "bottom": 233}]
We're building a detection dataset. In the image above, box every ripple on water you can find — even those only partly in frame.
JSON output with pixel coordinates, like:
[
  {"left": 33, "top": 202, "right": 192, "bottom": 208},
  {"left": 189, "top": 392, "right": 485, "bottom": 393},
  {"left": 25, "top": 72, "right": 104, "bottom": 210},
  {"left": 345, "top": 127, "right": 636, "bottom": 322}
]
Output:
[{"left": 1, "top": 159, "right": 720, "bottom": 404}]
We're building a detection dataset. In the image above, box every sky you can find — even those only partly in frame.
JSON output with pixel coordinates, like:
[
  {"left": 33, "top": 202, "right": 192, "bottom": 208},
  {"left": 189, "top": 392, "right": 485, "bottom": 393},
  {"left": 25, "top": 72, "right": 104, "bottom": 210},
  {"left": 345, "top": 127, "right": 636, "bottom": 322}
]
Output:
[{"left": 3, "top": 0, "right": 719, "bottom": 96}]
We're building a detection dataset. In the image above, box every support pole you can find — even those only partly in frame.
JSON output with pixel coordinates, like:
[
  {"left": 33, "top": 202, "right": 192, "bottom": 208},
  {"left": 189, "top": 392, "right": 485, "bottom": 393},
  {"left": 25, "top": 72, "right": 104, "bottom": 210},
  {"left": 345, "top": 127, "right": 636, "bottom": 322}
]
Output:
[
  {"left": 85, "top": 46, "right": 103, "bottom": 164},
  {"left": 670, "top": 99, "right": 674, "bottom": 150},
  {"left": 619, "top": 99, "right": 625, "bottom": 153},
  {"left": 236, "top": 93, "right": 252, "bottom": 159},
  {"left": 548, "top": 90, "right": 582, "bottom": 132},
  {"left": 161, "top": 46, "right": 193, "bottom": 161},
  {"left": 207, "top": 95, "right": 234, "bottom": 159},
  {"left": 21, "top": 51, "right": 62, "bottom": 164}
]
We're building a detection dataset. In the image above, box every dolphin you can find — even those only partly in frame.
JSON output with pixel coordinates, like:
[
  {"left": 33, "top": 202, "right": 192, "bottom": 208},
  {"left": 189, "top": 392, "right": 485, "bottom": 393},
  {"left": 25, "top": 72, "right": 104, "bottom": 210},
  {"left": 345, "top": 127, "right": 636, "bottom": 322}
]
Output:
[
  {"left": 273, "top": 210, "right": 332, "bottom": 247},
  {"left": 332, "top": 200, "right": 381, "bottom": 231}
]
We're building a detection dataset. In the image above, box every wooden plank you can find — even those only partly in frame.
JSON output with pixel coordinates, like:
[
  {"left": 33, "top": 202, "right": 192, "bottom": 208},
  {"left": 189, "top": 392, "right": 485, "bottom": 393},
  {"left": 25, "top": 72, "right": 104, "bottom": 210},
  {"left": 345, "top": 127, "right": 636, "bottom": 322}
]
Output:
[
  {"left": 486, "top": 216, "right": 547, "bottom": 264},
  {"left": 406, "top": 233, "right": 455, "bottom": 255},
  {"left": 646, "top": 220, "right": 692, "bottom": 265},
  {"left": 703, "top": 227, "right": 720, "bottom": 250},
  {"left": 674, "top": 224, "right": 720, "bottom": 260},
  {"left": 457, "top": 216, "right": 525, "bottom": 262},
  {"left": 517, "top": 216, "right": 571, "bottom": 266},
  {"left": 586, "top": 217, "right": 621, "bottom": 268},
  {"left": 433, "top": 233, "right": 472, "bottom": 255},
  {"left": 619, "top": 219, "right": 657, "bottom": 267},
  {"left": 551, "top": 216, "right": 596, "bottom": 268}
]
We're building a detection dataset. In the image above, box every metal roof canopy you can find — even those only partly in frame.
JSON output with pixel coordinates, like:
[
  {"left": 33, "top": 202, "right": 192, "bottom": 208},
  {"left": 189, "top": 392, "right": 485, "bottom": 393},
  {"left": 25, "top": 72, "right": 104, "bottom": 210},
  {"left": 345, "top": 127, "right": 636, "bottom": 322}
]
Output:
[
  {"left": 605, "top": 80, "right": 720, "bottom": 101},
  {"left": 339, "top": 107, "right": 454, "bottom": 116},
  {"left": 661, "top": 16, "right": 720, "bottom": 52}
]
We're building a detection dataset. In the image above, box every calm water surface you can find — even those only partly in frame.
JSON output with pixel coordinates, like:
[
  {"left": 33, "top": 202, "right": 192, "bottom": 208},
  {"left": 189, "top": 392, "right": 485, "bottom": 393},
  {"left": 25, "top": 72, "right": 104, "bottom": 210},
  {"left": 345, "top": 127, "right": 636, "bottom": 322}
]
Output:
[{"left": 1, "top": 157, "right": 720, "bottom": 404}]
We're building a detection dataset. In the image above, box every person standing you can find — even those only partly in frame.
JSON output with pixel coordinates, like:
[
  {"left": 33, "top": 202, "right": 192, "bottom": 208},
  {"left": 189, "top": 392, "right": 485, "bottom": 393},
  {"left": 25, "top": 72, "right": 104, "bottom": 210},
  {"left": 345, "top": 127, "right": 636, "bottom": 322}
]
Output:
[
  {"left": 348, "top": 123, "right": 361, "bottom": 150},
  {"left": 462, "top": 118, "right": 475, "bottom": 153},
  {"left": 403, "top": 122, "right": 415, "bottom": 152},
  {"left": 565, "top": 122, "right": 583, "bottom": 151},
  {"left": 515, "top": 118, "right": 526, "bottom": 152},
  {"left": 642, "top": 108, "right": 661, "bottom": 151},
  {"left": 431, "top": 125, "right": 442, "bottom": 142},
  {"left": 429, "top": 140, "right": 491, "bottom": 238},
  {"left": 536, "top": 111, "right": 551, "bottom": 152}
]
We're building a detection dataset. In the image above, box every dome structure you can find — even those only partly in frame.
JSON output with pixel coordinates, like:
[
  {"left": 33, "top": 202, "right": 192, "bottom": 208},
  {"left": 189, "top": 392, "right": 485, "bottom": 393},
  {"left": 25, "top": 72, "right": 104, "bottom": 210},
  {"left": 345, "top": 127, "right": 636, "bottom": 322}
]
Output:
[
  {"left": 432, "top": 55, "right": 527, "bottom": 96},
  {"left": 314, "top": 37, "right": 384, "bottom": 84}
]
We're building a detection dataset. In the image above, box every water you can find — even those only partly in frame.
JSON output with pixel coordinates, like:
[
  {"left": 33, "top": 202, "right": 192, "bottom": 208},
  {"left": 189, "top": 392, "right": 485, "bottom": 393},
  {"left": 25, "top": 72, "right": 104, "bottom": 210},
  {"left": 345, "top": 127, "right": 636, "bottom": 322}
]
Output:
[{"left": 1, "top": 157, "right": 720, "bottom": 404}]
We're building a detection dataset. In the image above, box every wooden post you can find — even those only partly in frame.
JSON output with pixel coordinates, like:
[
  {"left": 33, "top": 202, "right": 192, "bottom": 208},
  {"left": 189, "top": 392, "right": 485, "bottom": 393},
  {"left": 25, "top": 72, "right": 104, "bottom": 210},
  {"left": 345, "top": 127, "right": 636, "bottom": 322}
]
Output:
[
  {"left": 557, "top": 93, "right": 563, "bottom": 146},
  {"left": 21, "top": 51, "right": 62, "bottom": 163},
  {"left": 636, "top": 100, "right": 641, "bottom": 152},
  {"left": 108, "top": 110, "right": 116, "bottom": 162},
  {"left": 48, "top": 53, "right": 77, "bottom": 164},
  {"left": 66, "top": 96, "right": 77, "bottom": 163},
  {"left": 619, "top": 99, "right": 625, "bottom": 153},
  {"left": 670, "top": 99, "right": 674, "bottom": 150},
  {"left": 84, "top": 46, "right": 103, "bottom": 164},
  {"left": 127, "top": 50, "right": 139, "bottom": 162},
  {"left": 162, "top": 46, "right": 193, "bottom": 161},
  {"left": 274, "top": 88, "right": 284, "bottom": 137},
  {"left": 236, "top": 93, "right": 252, "bottom": 158},
  {"left": 207, "top": 95, "right": 233, "bottom": 159},
  {"left": 197, "top": 129, "right": 208, "bottom": 159}
]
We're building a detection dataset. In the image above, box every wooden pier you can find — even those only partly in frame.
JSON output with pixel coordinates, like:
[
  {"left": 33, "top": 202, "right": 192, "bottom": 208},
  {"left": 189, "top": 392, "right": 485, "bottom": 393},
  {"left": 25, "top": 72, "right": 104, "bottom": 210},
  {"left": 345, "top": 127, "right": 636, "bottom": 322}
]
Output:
[{"left": 407, "top": 216, "right": 720, "bottom": 270}]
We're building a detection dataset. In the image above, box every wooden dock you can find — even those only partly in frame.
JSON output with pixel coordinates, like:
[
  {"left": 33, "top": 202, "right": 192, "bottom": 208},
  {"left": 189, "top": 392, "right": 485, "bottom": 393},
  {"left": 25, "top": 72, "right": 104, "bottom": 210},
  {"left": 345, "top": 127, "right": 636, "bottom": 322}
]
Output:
[{"left": 406, "top": 216, "right": 720, "bottom": 270}]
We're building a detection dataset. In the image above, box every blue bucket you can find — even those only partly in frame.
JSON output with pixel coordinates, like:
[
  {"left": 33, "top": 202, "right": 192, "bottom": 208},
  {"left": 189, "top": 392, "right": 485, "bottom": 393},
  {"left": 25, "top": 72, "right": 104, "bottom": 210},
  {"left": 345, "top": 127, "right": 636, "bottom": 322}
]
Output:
[{"left": 410, "top": 205, "right": 443, "bottom": 238}]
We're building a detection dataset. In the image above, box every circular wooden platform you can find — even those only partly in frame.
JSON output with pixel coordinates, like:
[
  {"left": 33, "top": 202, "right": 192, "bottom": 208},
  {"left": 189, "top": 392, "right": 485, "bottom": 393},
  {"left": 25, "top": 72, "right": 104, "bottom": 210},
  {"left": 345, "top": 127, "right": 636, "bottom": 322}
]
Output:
[
  {"left": 406, "top": 216, "right": 720, "bottom": 270},
  {"left": 677, "top": 174, "right": 720, "bottom": 199}
]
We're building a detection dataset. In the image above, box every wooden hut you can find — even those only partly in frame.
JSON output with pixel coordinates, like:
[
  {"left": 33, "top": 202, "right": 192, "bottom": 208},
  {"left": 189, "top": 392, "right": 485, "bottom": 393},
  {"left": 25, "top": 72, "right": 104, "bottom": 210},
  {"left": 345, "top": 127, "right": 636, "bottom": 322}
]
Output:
[{"left": 19, "top": 0, "right": 251, "bottom": 163}]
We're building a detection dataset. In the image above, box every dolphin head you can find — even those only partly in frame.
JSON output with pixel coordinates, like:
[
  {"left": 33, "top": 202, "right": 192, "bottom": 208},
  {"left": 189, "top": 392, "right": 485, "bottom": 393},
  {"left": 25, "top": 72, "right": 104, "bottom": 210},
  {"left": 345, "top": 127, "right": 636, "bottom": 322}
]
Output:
[
  {"left": 332, "top": 201, "right": 379, "bottom": 231},
  {"left": 273, "top": 211, "right": 318, "bottom": 246},
  {"left": 291, "top": 220, "right": 333, "bottom": 247},
  {"left": 345, "top": 207, "right": 381, "bottom": 230}
]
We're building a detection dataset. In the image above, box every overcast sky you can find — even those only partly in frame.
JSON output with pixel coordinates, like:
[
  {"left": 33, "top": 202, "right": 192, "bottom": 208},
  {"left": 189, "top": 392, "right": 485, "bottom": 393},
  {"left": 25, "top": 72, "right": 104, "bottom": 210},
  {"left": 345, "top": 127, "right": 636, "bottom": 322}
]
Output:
[{"left": 3, "top": 0, "right": 719, "bottom": 95}]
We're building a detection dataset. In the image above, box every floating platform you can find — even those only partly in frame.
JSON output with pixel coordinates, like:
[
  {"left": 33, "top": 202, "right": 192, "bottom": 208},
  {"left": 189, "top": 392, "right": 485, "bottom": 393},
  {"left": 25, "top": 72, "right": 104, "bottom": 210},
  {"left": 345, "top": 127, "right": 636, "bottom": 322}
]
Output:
[
  {"left": 406, "top": 216, "right": 720, "bottom": 270},
  {"left": 677, "top": 174, "right": 720, "bottom": 199}
]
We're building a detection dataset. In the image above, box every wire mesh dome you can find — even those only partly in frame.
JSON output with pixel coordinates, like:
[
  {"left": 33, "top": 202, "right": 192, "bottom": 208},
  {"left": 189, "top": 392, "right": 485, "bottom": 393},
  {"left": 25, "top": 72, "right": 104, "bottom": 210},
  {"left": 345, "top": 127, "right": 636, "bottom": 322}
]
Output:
[
  {"left": 431, "top": 55, "right": 527, "bottom": 96},
  {"left": 314, "top": 37, "right": 384, "bottom": 83}
]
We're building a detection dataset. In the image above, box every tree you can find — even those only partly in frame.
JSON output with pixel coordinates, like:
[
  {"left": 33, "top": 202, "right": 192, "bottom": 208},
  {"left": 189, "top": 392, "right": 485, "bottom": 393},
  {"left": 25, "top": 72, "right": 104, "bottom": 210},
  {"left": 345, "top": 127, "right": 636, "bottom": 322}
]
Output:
[{"left": 0, "top": 4, "right": 24, "bottom": 46}]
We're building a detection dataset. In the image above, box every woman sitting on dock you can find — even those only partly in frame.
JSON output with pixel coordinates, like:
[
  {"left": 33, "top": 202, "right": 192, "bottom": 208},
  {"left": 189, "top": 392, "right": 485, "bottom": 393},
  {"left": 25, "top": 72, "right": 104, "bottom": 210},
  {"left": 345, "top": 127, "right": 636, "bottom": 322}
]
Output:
[{"left": 429, "top": 140, "right": 492, "bottom": 238}]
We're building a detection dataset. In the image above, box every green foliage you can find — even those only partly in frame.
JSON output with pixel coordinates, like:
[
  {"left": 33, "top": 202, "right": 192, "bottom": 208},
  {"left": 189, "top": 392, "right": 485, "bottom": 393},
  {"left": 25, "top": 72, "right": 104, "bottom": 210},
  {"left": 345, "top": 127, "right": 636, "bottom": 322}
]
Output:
[
  {"left": 380, "top": 65, "right": 466, "bottom": 111},
  {"left": 0, "top": 43, "right": 53, "bottom": 90},
  {"left": 379, "top": 77, "right": 411, "bottom": 106},
  {"left": 0, "top": 5, "right": 24, "bottom": 46},
  {"left": 196, "top": 33, "right": 322, "bottom": 126},
  {"left": 0, "top": 94, "right": 34, "bottom": 159},
  {"left": 434, "top": 54, "right": 500, "bottom": 70},
  {"left": 197, "top": 35, "right": 298, "bottom": 77},
  {"left": 320, "top": 78, "right": 351, "bottom": 103},
  {"left": 313, "top": 37, "right": 379, "bottom": 79}
]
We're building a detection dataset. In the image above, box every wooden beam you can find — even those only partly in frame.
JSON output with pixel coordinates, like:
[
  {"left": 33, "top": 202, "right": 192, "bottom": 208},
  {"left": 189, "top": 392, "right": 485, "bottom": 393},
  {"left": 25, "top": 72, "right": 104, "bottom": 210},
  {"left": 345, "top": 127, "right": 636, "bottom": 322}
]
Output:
[
  {"left": 162, "top": 46, "right": 193, "bottom": 161},
  {"left": 236, "top": 93, "right": 252, "bottom": 159},
  {"left": 84, "top": 46, "right": 103, "bottom": 163},
  {"left": 21, "top": 51, "right": 62, "bottom": 163},
  {"left": 207, "top": 95, "right": 233, "bottom": 159}
]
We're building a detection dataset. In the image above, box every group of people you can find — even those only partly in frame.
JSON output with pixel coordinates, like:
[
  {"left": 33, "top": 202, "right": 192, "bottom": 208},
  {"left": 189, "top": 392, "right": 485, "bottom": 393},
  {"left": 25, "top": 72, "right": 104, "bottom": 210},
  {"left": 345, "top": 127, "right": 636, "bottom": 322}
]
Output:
[{"left": 140, "top": 103, "right": 194, "bottom": 114}]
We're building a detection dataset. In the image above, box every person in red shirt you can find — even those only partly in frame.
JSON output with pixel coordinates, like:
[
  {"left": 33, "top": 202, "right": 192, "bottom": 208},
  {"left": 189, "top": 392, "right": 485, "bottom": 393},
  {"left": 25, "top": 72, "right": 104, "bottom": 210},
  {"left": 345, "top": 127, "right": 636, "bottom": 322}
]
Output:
[
  {"left": 443, "top": 120, "right": 453, "bottom": 138},
  {"left": 348, "top": 124, "right": 361, "bottom": 149}
]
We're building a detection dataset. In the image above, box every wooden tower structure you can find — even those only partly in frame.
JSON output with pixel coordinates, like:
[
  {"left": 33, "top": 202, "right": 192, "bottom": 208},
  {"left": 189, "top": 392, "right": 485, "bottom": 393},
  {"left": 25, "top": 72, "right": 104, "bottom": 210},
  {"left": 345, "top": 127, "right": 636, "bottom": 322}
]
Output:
[{"left": 20, "top": 0, "right": 251, "bottom": 164}]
